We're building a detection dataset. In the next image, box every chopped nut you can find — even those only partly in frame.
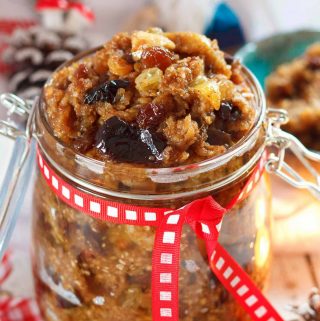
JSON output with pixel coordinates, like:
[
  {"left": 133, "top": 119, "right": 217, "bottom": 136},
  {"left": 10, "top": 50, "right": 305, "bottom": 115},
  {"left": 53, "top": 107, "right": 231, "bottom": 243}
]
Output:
[
  {"left": 132, "top": 31, "right": 175, "bottom": 51},
  {"left": 163, "top": 115, "right": 199, "bottom": 149},
  {"left": 135, "top": 67, "right": 163, "bottom": 96},
  {"left": 166, "top": 32, "right": 231, "bottom": 77},
  {"left": 192, "top": 78, "right": 221, "bottom": 110},
  {"left": 108, "top": 56, "right": 133, "bottom": 76}
]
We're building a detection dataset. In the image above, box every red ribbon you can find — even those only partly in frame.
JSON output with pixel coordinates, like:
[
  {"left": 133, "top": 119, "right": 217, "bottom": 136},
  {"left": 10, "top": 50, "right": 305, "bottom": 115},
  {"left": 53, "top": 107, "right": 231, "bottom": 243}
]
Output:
[{"left": 37, "top": 149, "right": 284, "bottom": 321}]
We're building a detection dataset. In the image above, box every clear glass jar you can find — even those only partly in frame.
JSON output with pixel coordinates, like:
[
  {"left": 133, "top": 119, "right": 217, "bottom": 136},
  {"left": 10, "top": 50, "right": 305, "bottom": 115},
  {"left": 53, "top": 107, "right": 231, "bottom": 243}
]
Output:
[{"left": 29, "top": 50, "right": 271, "bottom": 321}]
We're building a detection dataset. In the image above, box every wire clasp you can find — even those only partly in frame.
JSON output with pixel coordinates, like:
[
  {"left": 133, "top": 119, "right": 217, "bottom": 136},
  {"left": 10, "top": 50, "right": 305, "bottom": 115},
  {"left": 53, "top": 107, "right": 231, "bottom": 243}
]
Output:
[{"left": 266, "top": 108, "right": 320, "bottom": 199}]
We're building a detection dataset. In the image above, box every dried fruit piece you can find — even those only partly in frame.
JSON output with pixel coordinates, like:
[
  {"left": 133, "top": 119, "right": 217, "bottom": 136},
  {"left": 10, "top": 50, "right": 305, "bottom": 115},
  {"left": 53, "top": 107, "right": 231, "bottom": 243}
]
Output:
[
  {"left": 165, "top": 32, "right": 231, "bottom": 77},
  {"left": 136, "top": 103, "right": 166, "bottom": 129},
  {"left": 207, "top": 126, "right": 232, "bottom": 146},
  {"left": 135, "top": 67, "right": 163, "bottom": 96},
  {"left": 217, "top": 101, "right": 233, "bottom": 120},
  {"left": 217, "top": 77, "right": 234, "bottom": 101},
  {"left": 123, "top": 53, "right": 134, "bottom": 64},
  {"left": 216, "top": 101, "right": 241, "bottom": 121},
  {"left": 192, "top": 79, "right": 221, "bottom": 110},
  {"left": 141, "top": 47, "right": 174, "bottom": 71},
  {"left": 108, "top": 56, "right": 133, "bottom": 76},
  {"left": 74, "top": 64, "right": 89, "bottom": 79},
  {"left": 131, "top": 31, "right": 175, "bottom": 51},
  {"left": 95, "top": 116, "right": 166, "bottom": 163},
  {"left": 84, "top": 79, "right": 130, "bottom": 105}
]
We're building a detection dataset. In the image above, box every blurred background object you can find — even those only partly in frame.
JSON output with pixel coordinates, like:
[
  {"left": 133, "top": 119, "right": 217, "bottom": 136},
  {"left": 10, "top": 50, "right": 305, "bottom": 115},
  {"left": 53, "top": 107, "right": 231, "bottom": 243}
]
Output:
[
  {"left": 3, "top": 27, "right": 89, "bottom": 99},
  {"left": 1, "top": 0, "right": 93, "bottom": 100}
]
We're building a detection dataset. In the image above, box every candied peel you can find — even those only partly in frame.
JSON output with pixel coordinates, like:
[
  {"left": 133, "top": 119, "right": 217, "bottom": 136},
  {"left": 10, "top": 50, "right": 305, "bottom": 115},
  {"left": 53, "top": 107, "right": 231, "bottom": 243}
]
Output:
[{"left": 44, "top": 29, "right": 255, "bottom": 166}]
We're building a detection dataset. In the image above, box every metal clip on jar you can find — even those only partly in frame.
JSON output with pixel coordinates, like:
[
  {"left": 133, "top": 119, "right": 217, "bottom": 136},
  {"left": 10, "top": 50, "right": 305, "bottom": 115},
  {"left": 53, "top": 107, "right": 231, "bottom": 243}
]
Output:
[{"left": 0, "top": 51, "right": 320, "bottom": 321}]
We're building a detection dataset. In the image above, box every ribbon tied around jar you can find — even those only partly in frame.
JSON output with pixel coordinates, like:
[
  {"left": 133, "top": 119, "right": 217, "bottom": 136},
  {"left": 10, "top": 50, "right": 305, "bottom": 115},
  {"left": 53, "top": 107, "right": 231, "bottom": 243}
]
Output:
[{"left": 36, "top": 147, "right": 283, "bottom": 321}]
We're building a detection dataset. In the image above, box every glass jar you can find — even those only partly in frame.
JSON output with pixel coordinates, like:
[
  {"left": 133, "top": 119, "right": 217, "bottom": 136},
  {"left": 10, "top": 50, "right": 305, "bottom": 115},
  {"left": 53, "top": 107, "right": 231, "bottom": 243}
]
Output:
[{"left": 28, "top": 49, "right": 270, "bottom": 321}]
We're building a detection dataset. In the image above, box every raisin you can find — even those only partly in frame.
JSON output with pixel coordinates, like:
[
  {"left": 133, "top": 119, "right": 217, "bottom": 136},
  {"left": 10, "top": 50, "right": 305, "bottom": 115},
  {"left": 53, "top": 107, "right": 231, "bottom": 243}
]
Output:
[
  {"left": 141, "top": 46, "right": 174, "bottom": 71},
  {"left": 84, "top": 79, "right": 130, "bottom": 105},
  {"left": 123, "top": 53, "right": 135, "bottom": 64},
  {"left": 207, "top": 126, "right": 232, "bottom": 146},
  {"left": 136, "top": 103, "right": 166, "bottom": 129},
  {"left": 217, "top": 101, "right": 233, "bottom": 120},
  {"left": 216, "top": 101, "right": 241, "bottom": 121},
  {"left": 230, "top": 108, "right": 241, "bottom": 121},
  {"left": 224, "top": 53, "right": 235, "bottom": 65},
  {"left": 95, "top": 116, "right": 166, "bottom": 163},
  {"left": 75, "top": 63, "right": 89, "bottom": 79}
]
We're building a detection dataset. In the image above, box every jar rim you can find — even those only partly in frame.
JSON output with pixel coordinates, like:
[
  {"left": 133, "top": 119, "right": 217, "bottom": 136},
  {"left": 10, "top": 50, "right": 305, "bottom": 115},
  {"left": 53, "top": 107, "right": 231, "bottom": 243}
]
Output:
[{"left": 36, "top": 47, "right": 266, "bottom": 180}]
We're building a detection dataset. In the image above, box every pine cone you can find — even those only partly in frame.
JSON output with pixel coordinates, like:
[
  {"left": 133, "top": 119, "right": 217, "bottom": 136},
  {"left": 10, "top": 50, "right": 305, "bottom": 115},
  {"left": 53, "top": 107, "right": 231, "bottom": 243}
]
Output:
[
  {"left": 310, "top": 289, "right": 320, "bottom": 319},
  {"left": 290, "top": 288, "right": 320, "bottom": 321},
  {"left": 2, "top": 26, "right": 88, "bottom": 99}
]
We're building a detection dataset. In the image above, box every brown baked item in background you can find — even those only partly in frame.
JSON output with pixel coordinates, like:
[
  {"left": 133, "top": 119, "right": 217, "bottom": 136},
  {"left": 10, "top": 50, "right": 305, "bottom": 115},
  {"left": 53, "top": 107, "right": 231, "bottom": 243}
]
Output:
[{"left": 266, "top": 43, "right": 320, "bottom": 150}]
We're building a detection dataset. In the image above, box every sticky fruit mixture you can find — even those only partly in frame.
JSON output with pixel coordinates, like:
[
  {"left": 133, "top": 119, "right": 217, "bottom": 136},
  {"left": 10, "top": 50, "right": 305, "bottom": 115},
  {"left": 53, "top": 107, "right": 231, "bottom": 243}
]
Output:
[
  {"left": 45, "top": 28, "right": 255, "bottom": 166},
  {"left": 33, "top": 30, "right": 268, "bottom": 321}
]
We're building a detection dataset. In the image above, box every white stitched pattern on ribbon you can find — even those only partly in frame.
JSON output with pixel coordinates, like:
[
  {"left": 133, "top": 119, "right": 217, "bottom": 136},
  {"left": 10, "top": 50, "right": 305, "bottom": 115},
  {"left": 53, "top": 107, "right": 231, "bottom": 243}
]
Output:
[
  {"left": 201, "top": 223, "right": 210, "bottom": 234},
  {"left": 90, "top": 201, "right": 101, "bottom": 213},
  {"left": 51, "top": 176, "right": 58, "bottom": 189},
  {"left": 237, "top": 285, "right": 249, "bottom": 296},
  {"left": 44, "top": 165, "right": 49, "bottom": 179},
  {"left": 74, "top": 195, "right": 84, "bottom": 207},
  {"left": 230, "top": 276, "right": 240, "bottom": 287},
  {"left": 62, "top": 186, "right": 70, "bottom": 199},
  {"left": 255, "top": 306, "right": 267, "bottom": 318},
  {"left": 160, "top": 273, "right": 172, "bottom": 284},
  {"left": 246, "top": 295, "right": 258, "bottom": 307},
  {"left": 125, "top": 210, "right": 137, "bottom": 220},
  {"left": 160, "top": 253, "right": 173, "bottom": 264},
  {"left": 39, "top": 155, "right": 43, "bottom": 168},
  {"left": 160, "top": 308, "right": 172, "bottom": 317},
  {"left": 215, "top": 257, "right": 225, "bottom": 270},
  {"left": 160, "top": 291, "right": 172, "bottom": 301},
  {"left": 223, "top": 267, "right": 233, "bottom": 279},
  {"left": 162, "top": 232, "right": 175, "bottom": 244},
  {"left": 145, "top": 212, "right": 156, "bottom": 221},
  {"left": 107, "top": 206, "right": 118, "bottom": 218},
  {"left": 216, "top": 222, "right": 222, "bottom": 232},
  {"left": 167, "top": 214, "right": 180, "bottom": 225}
]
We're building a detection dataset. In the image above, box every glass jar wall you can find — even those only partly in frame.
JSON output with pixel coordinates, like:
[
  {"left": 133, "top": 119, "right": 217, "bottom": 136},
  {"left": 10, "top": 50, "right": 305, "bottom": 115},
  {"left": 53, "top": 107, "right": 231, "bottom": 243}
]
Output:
[{"left": 31, "top": 53, "right": 271, "bottom": 321}]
